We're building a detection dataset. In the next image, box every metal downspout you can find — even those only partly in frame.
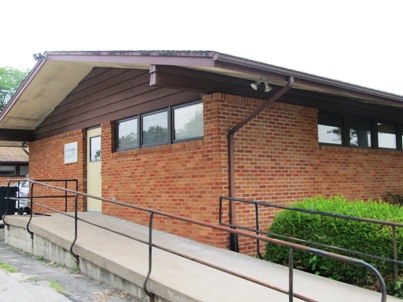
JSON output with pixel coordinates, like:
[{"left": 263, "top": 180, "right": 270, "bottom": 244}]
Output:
[
  {"left": 22, "top": 142, "right": 29, "bottom": 155},
  {"left": 227, "top": 76, "right": 294, "bottom": 252}
]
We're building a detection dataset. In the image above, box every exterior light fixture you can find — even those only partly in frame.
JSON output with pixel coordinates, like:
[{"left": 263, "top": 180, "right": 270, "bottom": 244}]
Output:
[
  {"left": 250, "top": 80, "right": 261, "bottom": 91},
  {"left": 263, "top": 82, "right": 272, "bottom": 92},
  {"left": 33, "top": 53, "right": 44, "bottom": 61},
  {"left": 250, "top": 80, "right": 272, "bottom": 92}
]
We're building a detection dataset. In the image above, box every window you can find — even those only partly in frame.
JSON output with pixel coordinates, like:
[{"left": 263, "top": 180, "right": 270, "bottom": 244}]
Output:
[
  {"left": 142, "top": 110, "right": 169, "bottom": 147},
  {"left": 0, "top": 165, "right": 16, "bottom": 176},
  {"left": 318, "top": 113, "right": 342, "bottom": 145},
  {"left": 115, "top": 101, "right": 203, "bottom": 151},
  {"left": 90, "top": 136, "right": 101, "bottom": 162},
  {"left": 401, "top": 127, "right": 403, "bottom": 149},
  {"left": 174, "top": 102, "right": 204, "bottom": 141},
  {"left": 117, "top": 118, "right": 138, "bottom": 151},
  {"left": 318, "top": 112, "right": 403, "bottom": 150},
  {"left": 0, "top": 164, "right": 29, "bottom": 177},
  {"left": 377, "top": 123, "right": 396, "bottom": 149},
  {"left": 20, "top": 165, "right": 29, "bottom": 176},
  {"left": 347, "top": 119, "right": 372, "bottom": 148}
]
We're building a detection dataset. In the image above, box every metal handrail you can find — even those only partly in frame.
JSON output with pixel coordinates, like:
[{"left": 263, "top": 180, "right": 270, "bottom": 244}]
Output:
[
  {"left": 219, "top": 196, "right": 403, "bottom": 281},
  {"left": 5, "top": 178, "right": 78, "bottom": 216},
  {"left": 3, "top": 179, "right": 388, "bottom": 302}
]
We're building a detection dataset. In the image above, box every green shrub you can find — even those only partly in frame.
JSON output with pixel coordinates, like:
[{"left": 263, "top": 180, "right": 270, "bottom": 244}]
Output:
[{"left": 264, "top": 196, "right": 403, "bottom": 296}]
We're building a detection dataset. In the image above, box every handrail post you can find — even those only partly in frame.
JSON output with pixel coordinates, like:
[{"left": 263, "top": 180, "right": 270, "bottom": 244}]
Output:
[
  {"left": 144, "top": 212, "right": 155, "bottom": 302},
  {"left": 64, "top": 180, "right": 68, "bottom": 212},
  {"left": 255, "top": 203, "right": 262, "bottom": 259},
  {"left": 5, "top": 182, "right": 10, "bottom": 218},
  {"left": 70, "top": 194, "right": 80, "bottom": 266},
  {"left": 26, "top": 181, "right": 35, "bottom": 238},
  {"left": 2, "top": 182, "right": 11, "bottom": 226},
  {"left": 219, "top": 196, "right": 223, "bottom": 224},
  {"left": 289, "top": 248, "right": 294, "bottom": 302},
  {"left": 229, "top": 198, "right": 239, "bottom": 252},
  {"left": 69, "top": 193, "right": 80, "bottom": 265},
  {"left": 392, "top": 226, "right": 398, "bottom": 281}
]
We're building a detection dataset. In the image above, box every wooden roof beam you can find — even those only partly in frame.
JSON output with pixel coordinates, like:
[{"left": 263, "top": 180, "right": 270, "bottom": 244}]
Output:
[
  {"left": 0, "top": 129, "right": 35, "bottom": 142},
  {"left": 149, "top": 65, "right": 274, "bottom": 99}
]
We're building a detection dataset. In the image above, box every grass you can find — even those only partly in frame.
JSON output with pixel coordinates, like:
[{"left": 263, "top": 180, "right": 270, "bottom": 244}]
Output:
[
  {"left": 49, "top": 280, "right": 72, "bottom": 299},
  {"left": 0, "top": 259, "right": 17, "bottom": 273},
  {"left": 25, "top": 276, "right": 39, "bottom": 282},
  {"left": 49, "top": 279, "right": 64, "bottom": 293}
]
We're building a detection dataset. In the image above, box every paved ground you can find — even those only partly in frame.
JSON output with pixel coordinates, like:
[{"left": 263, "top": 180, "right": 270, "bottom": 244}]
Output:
[
  {"left": 4, "top": 213, "right": 398, "bottom": 302},
  {"left": 0, "top": 222, "right": 139, "bottom": 302}
]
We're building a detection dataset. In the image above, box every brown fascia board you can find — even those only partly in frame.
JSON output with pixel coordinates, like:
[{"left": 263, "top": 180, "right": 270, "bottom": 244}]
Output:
[
  {"left": 0, "top": 129, "right": 35, "bottom": 142},
  {"left": 213, "top": 52, "right": 403, "bottom": 107},
  {"left": 44, "top": 50, "right": 217, "bottom": 68}
]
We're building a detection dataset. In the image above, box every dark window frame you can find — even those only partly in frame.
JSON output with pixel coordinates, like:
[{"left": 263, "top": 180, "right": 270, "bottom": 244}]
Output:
[
  {"left": 318, "top": 112, "right": 401, "bottom": 151},
  {"left": 115, "top": 100, "right": 203, "bottom": 152},
  {"left": 0, "top": 163, "right": 29, "bottom": 177},
  {"left": 346, "top": 118, "right": 373, "bottom": 149},
  {"left": 398, "top": 125, "right": 403, "bottom": 151}
]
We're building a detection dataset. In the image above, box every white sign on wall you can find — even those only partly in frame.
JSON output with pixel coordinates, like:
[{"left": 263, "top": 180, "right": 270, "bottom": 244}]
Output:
[{"left": 64, "top": 142, "right": 78, "bottom": 164}]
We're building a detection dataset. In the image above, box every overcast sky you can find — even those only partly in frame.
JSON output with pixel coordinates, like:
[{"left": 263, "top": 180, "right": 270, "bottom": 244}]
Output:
[{"left": 2, "top": 0, "right": 403, "bottom": 96}]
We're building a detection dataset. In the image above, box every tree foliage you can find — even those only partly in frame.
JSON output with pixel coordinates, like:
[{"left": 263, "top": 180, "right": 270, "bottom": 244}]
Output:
[
  {"left": 0, "top": 66, "right": 29, "bottom": 111},
  {"left": 143, "top": 125, "right": 168, "bottom": 145},
  {"left": 118, "top": 132, "right": 138, "bottom": 150},
  {"left": 175, "top": 109, "right": 203, "bottom": 140}
]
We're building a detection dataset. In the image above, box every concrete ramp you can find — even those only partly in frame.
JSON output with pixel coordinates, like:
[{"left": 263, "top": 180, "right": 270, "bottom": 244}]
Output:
[{"left": 3, "top": 213, "right": 398, "bottom": 302}]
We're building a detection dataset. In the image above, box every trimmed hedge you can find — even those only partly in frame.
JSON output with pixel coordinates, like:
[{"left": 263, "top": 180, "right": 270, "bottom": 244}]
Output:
[{"left": 264, "top": 196, "right": 403, "bottom": 296}]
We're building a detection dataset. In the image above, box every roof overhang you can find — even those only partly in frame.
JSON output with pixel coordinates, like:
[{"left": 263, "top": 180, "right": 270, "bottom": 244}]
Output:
[{"left": 1, "top": 50, "right": 403, "bottom": 139}]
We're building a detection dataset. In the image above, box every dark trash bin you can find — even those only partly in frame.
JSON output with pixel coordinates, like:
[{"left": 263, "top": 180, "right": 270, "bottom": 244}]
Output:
[{"left": 0, "top": 186, "right": 18, "bottom": 217}]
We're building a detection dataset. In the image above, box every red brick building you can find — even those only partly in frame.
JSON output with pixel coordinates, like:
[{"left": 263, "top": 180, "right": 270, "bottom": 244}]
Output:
[{"left": 1, "top": 51, "right": 402, "bottom": 253}]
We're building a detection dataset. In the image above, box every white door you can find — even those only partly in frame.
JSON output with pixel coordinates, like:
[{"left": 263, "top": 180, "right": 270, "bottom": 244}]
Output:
[{"left": 87, "top": 127, "right": 102, "bottom": 212}]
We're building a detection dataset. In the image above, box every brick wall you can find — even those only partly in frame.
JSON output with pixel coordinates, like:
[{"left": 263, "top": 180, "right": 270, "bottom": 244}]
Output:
[
  {"left": 27, "top": 92, "right": 403, "bottom": 254},
  {"left": 217, "top": 94, "right": 403, "bottom": 253},
  {"left": 101, "top": 96, "right": 230, "bottom": 248},
  {"left": 0, "top": 176, "right": 25, "bottom": 187},
  {"left": 29, "top": 129, "right": 86, "bottom": 213}
]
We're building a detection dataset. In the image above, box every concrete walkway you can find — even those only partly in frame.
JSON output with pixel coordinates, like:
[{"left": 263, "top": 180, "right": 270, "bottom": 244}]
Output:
[
  {"left": 0, "top": 222, "right": 137, "bottom": 302},
  {"left": 3, "top": 213, "right": 399, "bottom": 302}
]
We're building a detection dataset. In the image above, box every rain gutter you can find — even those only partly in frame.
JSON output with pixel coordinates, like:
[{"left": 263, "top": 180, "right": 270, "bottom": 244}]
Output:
[
  {"left": 213, "top": 52, "right": 403, "bottom": 104},
  {"left": 227, "top": 76, "right": 294, "bottom": 252}
]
